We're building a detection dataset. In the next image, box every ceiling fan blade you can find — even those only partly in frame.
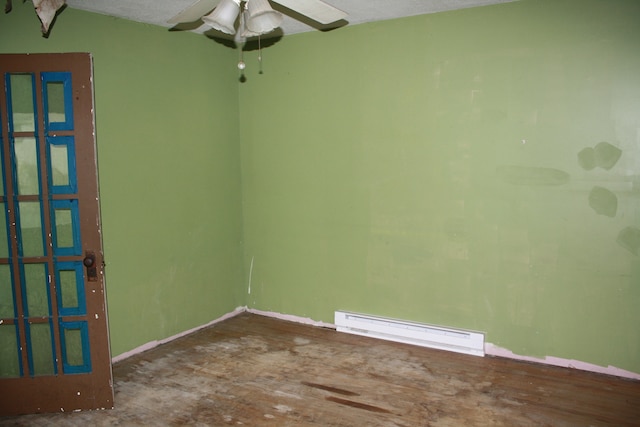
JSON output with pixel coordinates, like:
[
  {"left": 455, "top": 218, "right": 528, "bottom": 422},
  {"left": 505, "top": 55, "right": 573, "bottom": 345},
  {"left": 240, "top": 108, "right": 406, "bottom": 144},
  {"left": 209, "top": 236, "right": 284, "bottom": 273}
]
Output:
[
  {"left": 167, "top": 0, "right": 220, "bottom": 24},
  {"left": 272, "top": 0, "right": 347, "bottom": 24}
]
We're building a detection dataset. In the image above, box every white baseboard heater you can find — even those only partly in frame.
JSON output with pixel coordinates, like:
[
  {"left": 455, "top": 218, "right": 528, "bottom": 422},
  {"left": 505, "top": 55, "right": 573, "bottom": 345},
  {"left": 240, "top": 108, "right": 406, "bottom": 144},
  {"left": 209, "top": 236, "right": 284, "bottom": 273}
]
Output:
[{"left": 335, "top": 311, "right": 485, "bottom": 357}]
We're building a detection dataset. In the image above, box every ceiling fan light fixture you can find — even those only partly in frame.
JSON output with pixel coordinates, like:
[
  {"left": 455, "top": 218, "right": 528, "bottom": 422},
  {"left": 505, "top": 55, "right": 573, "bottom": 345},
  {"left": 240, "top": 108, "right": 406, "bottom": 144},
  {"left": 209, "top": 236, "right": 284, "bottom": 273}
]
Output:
[
  {"left": 202, "top": 0, "right": 241, "bottom": 35},
  {"left": 239, "top": 11, "right": 263, "bottom": 38},
  {"left": 240, "top": 18, "right": 261, "bottom": 38},
  {"left": 245, "top": 0, "right": 283, "bottom": 35}
]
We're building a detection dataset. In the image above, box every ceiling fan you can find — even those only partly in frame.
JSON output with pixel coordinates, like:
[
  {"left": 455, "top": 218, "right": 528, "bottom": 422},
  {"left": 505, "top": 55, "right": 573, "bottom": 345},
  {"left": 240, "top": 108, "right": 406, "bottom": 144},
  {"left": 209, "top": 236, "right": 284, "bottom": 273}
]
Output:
[{"left": 168, "top": 0, "right": 348, "bottom": 39}]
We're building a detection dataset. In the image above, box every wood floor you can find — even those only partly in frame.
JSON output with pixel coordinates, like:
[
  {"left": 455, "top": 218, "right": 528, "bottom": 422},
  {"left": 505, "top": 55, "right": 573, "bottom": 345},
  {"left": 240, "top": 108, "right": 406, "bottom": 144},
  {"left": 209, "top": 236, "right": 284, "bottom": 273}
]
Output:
[{"left": 2, "top": 313, "right": 639, "bottom": 426}]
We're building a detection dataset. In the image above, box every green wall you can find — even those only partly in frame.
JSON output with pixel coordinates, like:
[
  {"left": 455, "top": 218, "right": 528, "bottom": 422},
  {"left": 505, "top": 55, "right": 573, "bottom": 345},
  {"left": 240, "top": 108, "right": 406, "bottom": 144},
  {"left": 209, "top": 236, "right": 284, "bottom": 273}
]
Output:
[
  {"left": 0, "top": 3, "right": 245, "bottom": 356},
  {"left": 238, "top": 0, "right": 640, "bottom": 373},
  {"left": 2, "top": 0, "right": 639, "bottom": 375}
]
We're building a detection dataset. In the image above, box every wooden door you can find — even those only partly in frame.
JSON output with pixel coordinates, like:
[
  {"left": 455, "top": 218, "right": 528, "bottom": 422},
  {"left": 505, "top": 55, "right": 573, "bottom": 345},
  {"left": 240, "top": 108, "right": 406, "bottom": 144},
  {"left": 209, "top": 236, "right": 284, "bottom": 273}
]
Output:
[{"left": 0, "top": 53, "right": 113, "bottom": 415}]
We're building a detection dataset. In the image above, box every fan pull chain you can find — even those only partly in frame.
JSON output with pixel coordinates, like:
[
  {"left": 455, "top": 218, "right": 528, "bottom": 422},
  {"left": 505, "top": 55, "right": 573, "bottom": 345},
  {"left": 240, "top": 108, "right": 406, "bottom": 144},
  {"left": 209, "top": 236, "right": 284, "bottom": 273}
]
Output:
[
  {"left": 237, "top": 9, "right": 246, "bottom": 76},
  {"left": 238, "top": 44, "right": 246, "bottom": 72},
  {"left": 258, "top": 35, "right": 263, "bottom": 74}
]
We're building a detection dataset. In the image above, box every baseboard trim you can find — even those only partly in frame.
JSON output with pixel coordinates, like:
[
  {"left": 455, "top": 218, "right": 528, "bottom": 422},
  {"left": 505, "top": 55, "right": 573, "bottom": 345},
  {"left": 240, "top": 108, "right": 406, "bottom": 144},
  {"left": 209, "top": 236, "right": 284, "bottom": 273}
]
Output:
[
  {"left": 111, "top": 307, "right": 640, "bottom": 381},
  {"left": 111, "top": 306, "right": 247, "bottom": 363},
  {"left": 246, "top": 308, "right": 335, "bottom": 329},
  {"left": 251, "top": 310, "right": 640, "bottom": 381},
  {"left": 485, "top": 343, "right": 640, "bottom": 380}
]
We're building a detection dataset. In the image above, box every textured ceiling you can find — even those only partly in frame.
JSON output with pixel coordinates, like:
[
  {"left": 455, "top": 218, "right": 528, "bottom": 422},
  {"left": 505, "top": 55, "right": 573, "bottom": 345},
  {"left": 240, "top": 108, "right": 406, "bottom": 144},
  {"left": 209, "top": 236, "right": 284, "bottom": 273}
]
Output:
[{"left": 64, "top": 0, "right": 518, "bottom": 37}]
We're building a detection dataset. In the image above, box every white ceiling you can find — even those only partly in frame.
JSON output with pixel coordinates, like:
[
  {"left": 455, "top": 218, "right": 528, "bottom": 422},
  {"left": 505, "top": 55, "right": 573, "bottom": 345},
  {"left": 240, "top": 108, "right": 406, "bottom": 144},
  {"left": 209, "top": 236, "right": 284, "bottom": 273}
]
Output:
[{"left": 64, "top": 0, "right": 518, "bottom": 38}]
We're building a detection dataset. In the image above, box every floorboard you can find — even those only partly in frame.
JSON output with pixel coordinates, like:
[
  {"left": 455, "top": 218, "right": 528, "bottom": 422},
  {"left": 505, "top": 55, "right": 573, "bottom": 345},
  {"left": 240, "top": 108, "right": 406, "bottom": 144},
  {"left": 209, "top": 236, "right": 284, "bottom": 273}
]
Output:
[{"left": 2, "top": 313, "right": 639, "bottom": 426}]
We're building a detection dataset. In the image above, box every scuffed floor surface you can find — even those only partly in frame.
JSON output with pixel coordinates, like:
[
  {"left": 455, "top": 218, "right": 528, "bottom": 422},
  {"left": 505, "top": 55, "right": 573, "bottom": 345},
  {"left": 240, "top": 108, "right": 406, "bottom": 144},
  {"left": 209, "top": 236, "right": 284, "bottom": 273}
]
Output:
[{"left": 2, "top": 313, "right": 640, "bottom": 426}]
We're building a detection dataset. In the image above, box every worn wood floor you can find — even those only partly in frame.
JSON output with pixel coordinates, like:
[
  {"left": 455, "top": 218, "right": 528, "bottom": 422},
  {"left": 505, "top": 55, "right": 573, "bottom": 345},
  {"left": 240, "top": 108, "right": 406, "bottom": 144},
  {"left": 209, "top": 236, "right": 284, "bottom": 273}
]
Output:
[{"left": 2, "top": 313, "right": 639, "bottom": 426}]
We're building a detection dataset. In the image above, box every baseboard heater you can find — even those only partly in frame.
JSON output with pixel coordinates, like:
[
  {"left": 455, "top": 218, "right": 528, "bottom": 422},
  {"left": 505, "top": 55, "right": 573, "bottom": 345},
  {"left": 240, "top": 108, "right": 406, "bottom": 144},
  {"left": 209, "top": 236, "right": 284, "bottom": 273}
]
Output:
[{"left": 335, "top": 311, "right": 485, "bottom": 357}]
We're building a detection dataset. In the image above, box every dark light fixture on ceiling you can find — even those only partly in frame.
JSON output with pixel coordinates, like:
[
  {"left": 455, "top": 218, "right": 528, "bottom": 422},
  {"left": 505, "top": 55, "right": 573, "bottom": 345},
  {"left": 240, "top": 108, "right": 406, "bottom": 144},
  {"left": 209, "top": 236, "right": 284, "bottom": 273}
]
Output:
[{"left": 5, "top": 0, "right": 66, "bottom": 35}]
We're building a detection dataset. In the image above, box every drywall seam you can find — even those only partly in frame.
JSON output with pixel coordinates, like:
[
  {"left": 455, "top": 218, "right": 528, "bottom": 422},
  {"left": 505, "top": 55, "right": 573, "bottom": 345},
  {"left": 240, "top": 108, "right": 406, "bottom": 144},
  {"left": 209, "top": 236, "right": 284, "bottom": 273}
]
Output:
[
  {"left": 112, "top": 307, "right": 640, "bottom": 381},
  {"left": 111, "top": 306, "right": 247, "bottom": 363},
  {"left": 246, "top": 308, "right": 335, "bottom": 329},
  {"left": 485, "top": 343, "right": 640, "bottom": 380},
  {"left": 251, "top": 310, "right": 640, "bottom": 380}
]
